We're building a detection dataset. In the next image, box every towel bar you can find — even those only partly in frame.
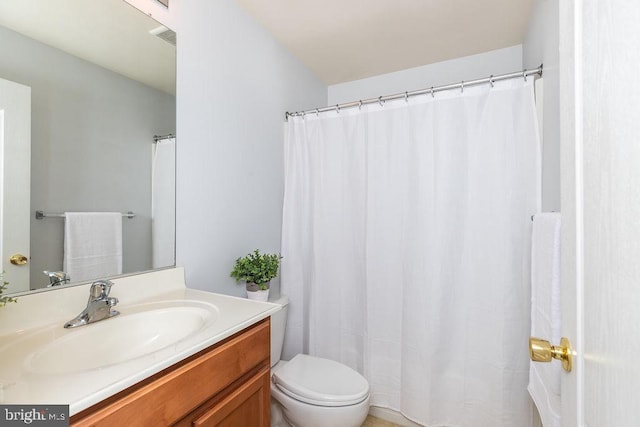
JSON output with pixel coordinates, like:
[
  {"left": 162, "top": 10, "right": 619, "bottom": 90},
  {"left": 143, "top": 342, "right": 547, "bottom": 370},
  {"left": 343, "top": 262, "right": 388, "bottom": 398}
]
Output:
[{"left": 35, "top": 211, "right": 135, "bottom": 220}]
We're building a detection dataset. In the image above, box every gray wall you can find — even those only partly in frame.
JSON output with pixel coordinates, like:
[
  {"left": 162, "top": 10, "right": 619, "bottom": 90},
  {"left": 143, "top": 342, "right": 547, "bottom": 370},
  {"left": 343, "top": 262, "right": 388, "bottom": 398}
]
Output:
[
  {"left": 523, "top": 0, "right": 560, "bottom": 211},
  {"left": 174, "top": 0, "right": 327, "bottom": 297},
  {"left": 0, "top": 25, "right": 176, "bottom": 289},
  {"left": 328, "top": 45, "right": 523, "bottom": 105}
]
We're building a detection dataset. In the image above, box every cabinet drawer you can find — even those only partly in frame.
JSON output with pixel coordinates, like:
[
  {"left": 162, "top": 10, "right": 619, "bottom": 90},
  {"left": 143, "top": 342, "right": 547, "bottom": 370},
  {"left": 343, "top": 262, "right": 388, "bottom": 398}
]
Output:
[
  {"left": 71, "top": 318, "right": 270, "bottom": 427},
  {"left": 192, "top": 366, "right": 270, "bottom": 427}
]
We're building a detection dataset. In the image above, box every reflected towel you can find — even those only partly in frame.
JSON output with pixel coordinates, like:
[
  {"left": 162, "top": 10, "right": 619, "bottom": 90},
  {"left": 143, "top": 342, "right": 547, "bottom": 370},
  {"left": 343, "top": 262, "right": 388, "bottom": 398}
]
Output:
[
  {"left": 528, "top": 212, "right": 561, "bottom": 427},
  {"left": 63, "top": 212, "right": 123, "bottom": 283}
]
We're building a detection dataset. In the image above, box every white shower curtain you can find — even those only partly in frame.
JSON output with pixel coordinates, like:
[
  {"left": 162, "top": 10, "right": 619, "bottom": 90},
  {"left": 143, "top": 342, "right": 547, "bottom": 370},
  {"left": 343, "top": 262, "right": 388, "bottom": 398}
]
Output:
[
  {"left": 152, "top": 137, "right": 176, "bottom": 268},
  {"left": 281, "top": 79, "right": 540, "bottom": 426}
]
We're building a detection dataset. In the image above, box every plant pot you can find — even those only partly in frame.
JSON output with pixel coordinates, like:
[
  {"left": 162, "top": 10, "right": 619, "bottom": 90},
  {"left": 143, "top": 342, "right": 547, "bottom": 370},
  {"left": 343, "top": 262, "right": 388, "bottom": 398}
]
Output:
[
  {"left": 246, "top": 282, "right": 270, "bottom": 302},
  {"left": 246, "top": 288, "right": 270, "bottom": 301}
]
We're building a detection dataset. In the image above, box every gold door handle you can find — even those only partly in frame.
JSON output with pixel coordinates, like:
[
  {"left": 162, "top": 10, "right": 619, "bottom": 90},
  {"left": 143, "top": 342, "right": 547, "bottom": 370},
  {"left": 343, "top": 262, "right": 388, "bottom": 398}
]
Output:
[
  {"left": 529, "top": 337, "right": 572, "bottom": 372},
  {"left": 9, "top": 254, "right": 28, "bottom": 266}
]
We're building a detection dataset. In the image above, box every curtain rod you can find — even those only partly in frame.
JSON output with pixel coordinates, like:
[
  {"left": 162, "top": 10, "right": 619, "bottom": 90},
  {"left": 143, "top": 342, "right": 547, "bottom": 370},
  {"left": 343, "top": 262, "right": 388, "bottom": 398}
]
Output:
[
  {"left": 285, "top": 64, "right": 543, "bottom": 120},
  {"left": 153, "top": 133, "right": 175, "bottom": 142}
]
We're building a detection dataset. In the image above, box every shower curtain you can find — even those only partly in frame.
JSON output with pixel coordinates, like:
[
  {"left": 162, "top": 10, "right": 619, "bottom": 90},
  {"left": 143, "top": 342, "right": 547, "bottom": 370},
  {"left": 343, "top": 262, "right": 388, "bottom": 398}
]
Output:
[
  {"left": 152, "top": 137, "right": 176, "bottom": 268},
  {"left": 281, "top": 79, "right": 540, "bottom": 426}
]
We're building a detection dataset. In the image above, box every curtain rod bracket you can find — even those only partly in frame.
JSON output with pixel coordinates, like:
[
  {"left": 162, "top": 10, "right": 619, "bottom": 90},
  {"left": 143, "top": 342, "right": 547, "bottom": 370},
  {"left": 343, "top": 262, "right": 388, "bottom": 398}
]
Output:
[{"left": 153, "top": 133, "right": 175, "bottom": 142}]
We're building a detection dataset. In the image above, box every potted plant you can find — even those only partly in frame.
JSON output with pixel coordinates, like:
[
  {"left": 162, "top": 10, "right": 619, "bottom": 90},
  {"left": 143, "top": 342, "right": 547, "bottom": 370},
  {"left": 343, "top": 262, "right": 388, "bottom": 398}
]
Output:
[
  {"left": 230, "top": 249, "right": 282, "bottom": 301},
  {"left": 0, "top": 275, "right": 16, "bottom": 307}
]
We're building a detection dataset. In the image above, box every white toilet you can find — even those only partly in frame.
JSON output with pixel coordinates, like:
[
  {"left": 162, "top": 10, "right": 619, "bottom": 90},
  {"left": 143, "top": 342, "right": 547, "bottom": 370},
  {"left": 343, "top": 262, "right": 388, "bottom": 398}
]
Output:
[{"left": 269, "top": 295, "right": 370, "bottom": 427}]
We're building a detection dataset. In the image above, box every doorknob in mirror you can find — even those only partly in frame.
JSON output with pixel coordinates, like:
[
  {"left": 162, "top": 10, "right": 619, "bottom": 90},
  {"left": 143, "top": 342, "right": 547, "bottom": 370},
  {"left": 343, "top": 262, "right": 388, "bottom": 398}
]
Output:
[
  {"left": 9, "top": 254, "right": 28, "bottom": 266},
  {"left": 529, "top": 336, "right": 573, "bottom": 372}
]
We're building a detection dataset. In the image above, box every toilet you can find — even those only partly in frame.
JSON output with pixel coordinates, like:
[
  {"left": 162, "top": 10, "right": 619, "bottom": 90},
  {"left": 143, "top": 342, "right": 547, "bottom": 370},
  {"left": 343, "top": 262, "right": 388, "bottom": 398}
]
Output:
[{"left": 269, "top": 295, "right": 370, "bottom": 427}]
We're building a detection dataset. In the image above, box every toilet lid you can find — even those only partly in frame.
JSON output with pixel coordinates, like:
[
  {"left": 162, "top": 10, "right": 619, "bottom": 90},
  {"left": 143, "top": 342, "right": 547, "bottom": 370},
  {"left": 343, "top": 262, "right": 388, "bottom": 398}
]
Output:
[{"left": 272, "top": 354, "right": 369, "bottom": 407}]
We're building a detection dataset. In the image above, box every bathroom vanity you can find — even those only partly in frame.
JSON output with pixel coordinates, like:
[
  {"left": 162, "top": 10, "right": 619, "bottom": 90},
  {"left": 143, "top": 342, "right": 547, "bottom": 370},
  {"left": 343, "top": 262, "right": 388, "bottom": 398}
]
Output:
[
  {"left": 0, "top": 268, "right": 278, "bottom": 426},
  {"left": 71, "top": 318, "right": 271, "bottom": 426}
]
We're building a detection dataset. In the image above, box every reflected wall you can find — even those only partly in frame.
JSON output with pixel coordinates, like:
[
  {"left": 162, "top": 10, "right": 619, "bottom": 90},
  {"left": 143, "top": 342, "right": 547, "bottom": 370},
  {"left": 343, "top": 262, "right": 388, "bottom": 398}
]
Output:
[{"left": 0, "top": 24, "right": 175, "bottom": 291}]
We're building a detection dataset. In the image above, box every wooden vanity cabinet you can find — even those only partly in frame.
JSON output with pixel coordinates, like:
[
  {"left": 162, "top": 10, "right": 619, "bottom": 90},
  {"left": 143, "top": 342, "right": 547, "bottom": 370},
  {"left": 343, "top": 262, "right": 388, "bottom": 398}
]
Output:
[{"left": 71, "top": 318, "right": 271, "bottom": 427}]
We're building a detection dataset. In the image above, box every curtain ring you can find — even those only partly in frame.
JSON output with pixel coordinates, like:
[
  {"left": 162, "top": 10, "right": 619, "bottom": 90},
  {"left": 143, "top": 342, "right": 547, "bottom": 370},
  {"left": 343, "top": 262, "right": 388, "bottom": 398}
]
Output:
[
  {"left": 523, "top": 69, "right": 527, "bottom": 81},
  {"left": 302, "top": 111, "right": 306, "bottom": 120},
  {"left": 315, "top": 108, "right": 319, "bottom": 117},
  {"left": 359, "top": 100, "right": 363, "bottom": 110},
  {"left": 404, "top": 91, "right": 409, "bottom": 103},
  {"left": 430, "top": 87, "right": 435, "bottom": 98},
  {"left": 335, "top": 104, "right": 340, "bottom": 114},
  {"left": 378, "top": 96, "right": 384, "bottom": 107},
  {"left": 461, "top": 81, "right": 465, "bottom": 93},
  {"left": 489, "top": 75, "right": 495, "bottom": 87}
]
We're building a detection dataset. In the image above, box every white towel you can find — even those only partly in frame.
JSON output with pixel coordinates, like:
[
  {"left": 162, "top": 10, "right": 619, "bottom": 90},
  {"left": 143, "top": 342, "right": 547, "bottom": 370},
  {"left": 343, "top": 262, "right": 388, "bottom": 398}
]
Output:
[
  {"left": 528, "top": 212, "right": 561, "bottom": 427},
  {"left": 64, "top": 212, "right": 123, "bottom": 283}
]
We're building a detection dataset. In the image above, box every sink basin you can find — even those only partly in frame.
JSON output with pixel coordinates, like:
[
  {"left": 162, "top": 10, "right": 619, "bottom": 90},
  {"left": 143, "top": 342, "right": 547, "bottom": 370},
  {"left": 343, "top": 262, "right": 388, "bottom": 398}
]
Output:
[{"left": 14, "top": 300, "right": 219, "bottom": 375}]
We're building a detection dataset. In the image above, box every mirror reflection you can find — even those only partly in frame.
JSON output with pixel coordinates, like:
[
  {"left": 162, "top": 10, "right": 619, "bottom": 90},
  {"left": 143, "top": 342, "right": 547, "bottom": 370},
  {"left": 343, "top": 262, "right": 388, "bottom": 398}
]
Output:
[{"left": 0, "top": 0, "right": 176, "bottom": 295}]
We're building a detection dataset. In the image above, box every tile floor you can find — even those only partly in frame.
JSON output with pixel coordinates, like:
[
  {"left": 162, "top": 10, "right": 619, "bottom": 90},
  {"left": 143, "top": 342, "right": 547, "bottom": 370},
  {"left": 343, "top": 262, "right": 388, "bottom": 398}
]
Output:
[{"left": 361, "top": 415, "right": 402, "bottom": 427}]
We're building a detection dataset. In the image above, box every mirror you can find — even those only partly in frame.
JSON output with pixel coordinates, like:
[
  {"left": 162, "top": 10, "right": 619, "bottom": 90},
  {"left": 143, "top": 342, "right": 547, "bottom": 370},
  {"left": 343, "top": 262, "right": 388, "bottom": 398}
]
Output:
[{"left": 0, "top": 0, "right": 176, "bottom": 295}]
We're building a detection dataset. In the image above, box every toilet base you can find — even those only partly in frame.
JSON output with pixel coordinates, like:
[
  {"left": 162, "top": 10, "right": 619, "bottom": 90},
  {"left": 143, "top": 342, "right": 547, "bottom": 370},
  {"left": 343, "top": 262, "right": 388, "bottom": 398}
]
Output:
[
  {"left": 271, "top": 398, "right": 292, "bottom": 427},
  {"left": 271, "top": 382, "right": 369, "bottom": 427}
]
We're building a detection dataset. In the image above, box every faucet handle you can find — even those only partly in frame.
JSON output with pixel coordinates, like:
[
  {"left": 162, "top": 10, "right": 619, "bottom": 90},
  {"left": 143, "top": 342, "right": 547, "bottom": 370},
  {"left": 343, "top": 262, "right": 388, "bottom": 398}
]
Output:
[
  {"left": 43, "top": 270, "right": 69, "bottom": 287},
  {"left": 89, "top": 280, "right": 115, "bottom": 299}
]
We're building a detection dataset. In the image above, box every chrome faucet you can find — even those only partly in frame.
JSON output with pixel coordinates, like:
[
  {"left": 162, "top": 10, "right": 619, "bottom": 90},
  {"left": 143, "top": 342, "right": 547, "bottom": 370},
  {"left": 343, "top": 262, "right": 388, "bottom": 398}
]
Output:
[
  {"left": 64, "top": 280, "right": 119, "bottom": 328},
  {"left": 44, "top": 270, "right": 70, "bottom": 287}
]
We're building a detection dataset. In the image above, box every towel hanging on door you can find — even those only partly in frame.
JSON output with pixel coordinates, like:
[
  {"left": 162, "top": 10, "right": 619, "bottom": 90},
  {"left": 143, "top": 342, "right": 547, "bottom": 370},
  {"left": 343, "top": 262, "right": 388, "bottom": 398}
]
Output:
[{"left": 528, "top": 212, "right": 562, "bottom": 427}]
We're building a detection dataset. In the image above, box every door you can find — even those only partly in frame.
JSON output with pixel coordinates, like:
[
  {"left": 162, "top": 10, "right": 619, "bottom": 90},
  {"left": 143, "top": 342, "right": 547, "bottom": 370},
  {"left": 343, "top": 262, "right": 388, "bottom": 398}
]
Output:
[
  {"left": 0, "top": 78, "right": 31, "bottom": 293},
  {"left": 559, "top": 1, "right": 640, "bottom": 425}
]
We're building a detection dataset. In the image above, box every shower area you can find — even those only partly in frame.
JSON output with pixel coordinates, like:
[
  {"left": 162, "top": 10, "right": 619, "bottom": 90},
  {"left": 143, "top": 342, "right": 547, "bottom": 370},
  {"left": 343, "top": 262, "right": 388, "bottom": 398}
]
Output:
[
  {"left": 280, "top": 68, "right": 541, "bottom": 426},
  {"left": 152, "top": 134, "right": 176, "bottom": 269}
]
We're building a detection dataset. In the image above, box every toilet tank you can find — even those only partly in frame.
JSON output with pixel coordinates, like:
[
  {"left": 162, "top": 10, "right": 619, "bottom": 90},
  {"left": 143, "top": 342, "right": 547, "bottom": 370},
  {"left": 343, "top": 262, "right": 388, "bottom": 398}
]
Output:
[{"left": 270, "top": 295, "right": 289, "bottom": 367}]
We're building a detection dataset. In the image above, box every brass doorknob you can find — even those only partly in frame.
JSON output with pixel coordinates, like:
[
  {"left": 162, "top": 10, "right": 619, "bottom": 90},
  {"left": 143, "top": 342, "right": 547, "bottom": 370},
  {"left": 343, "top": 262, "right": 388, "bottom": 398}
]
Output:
[
  {"left": 9, "top": 254, "right": 28, "bottom": 266},
  {"left": 529, "top": 337, "right": 573, "bottom": 372}
]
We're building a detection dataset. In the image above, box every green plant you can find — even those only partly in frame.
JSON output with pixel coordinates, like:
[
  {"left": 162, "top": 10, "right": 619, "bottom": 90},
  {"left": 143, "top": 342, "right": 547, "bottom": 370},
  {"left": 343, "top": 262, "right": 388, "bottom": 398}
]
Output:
[
  {"left": 0, "top": 275, "right": 17, "bottom": 307},
  {"left": 230, "top": 250, "right": 282, "bottom": 290}
]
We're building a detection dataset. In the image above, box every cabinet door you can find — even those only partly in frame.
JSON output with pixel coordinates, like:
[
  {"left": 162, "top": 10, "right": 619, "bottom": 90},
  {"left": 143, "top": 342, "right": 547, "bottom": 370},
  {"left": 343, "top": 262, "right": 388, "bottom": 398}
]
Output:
[
  {"left": 71, "top": 319, "right": 270, "bottom": 427},
  {"left": 192, "top": 366, "right": 270, "bottom": 427}
]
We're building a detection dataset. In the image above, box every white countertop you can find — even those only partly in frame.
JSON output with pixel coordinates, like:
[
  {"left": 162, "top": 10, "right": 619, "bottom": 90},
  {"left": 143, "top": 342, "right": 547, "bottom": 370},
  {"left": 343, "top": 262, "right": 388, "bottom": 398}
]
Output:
[{"left": 0, "top": 268, "right": 280, "bottom": 415}]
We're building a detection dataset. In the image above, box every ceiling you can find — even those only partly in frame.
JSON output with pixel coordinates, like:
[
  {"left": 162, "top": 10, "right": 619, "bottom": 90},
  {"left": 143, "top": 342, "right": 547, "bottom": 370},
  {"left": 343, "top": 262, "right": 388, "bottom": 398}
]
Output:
[
  {"left": 235, "top": 0, "right": 535, "bottom": 85},
  {"left": 0, "top": 1, "right": 533, "bottom": 92},
  {"left": 0, "top": 0, "right": 176, "bottom": 95}
]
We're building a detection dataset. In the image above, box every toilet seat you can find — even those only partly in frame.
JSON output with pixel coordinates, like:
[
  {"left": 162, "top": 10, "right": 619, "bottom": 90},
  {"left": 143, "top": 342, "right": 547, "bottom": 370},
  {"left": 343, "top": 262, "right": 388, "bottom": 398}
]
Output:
[{"left": 272, "top": 354, "right": 369, "bottom": 407}]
